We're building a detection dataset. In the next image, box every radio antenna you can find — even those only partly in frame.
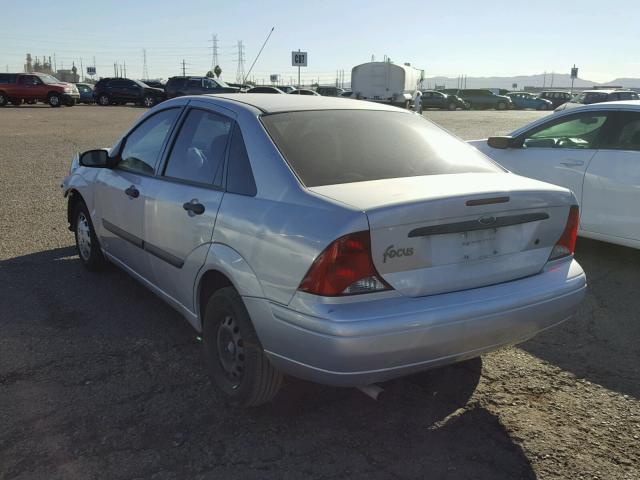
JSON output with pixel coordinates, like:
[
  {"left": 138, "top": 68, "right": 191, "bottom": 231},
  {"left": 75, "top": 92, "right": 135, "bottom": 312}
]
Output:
[{"left": 243, "top": 27, "right": 275, "bottom": 85}]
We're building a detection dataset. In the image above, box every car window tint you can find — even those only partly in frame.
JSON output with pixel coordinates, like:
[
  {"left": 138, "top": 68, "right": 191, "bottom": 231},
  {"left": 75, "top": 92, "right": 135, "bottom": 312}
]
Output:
[
  {"left": 523, "top": 113, "right": 608, "bottom": 149},
  {"left": 226, "top": 124, "right": 257, "bottom": 196},
  {"left": 164, "top": 109, "right": 232, "bottom": 185},
  {"left": 119, "top": 108, "right": 180, "bottom": 175},
  {"left": 261, "top": 110, "right": 501, "bottom": 187},
  {"left": 604, "top": 112, "right": 640, "bottom": 151},
  {"left": 187, "top": 78, "right": 202, "bottom": 88}
]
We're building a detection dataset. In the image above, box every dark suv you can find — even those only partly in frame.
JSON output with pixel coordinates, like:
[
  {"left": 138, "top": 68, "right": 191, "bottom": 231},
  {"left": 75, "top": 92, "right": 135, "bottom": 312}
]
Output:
[
  {"left": 93, "top": 78, "right": 166, "bottom": 107},
  {"left": 164, "top": 76, "right": 238, "bottom": 99},
  {"left": 537, "top": 91, "right": 573, "bottom": 109}
]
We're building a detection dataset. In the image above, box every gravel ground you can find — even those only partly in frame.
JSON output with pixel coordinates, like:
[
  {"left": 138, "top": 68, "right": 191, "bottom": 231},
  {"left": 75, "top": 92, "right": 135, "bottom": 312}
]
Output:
[{"left": 0, "top": 104, "right": 638, "bottom": 480}]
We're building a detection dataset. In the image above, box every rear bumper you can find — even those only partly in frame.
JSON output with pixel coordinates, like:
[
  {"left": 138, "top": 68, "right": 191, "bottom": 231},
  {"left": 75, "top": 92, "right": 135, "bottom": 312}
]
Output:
[{"left": 245, "top": 259, "right": 586, "bottom": 386}]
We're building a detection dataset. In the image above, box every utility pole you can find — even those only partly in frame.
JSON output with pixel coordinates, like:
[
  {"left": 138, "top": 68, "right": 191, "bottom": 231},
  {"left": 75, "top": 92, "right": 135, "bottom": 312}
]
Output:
[
  {"left": 181, "top": 59, "right": 186, "bottom": 76},
  {"left": 210, "top": 34, "right": 219, "bottom": 71},
  {"left": 53, "top": 53, "right": 57, "bottom": 72},
  {"left": 142, "top": 49, "right": 149, "bottom": 79},
  {"left": 235, "top": 40, "right": 245, "bottom": 84},
  {"left": 80, "top": 58, "right": 84, "bottom": 81},
  {"left": 123, "top": 60, "right": 127, "bottom": 78},
  {"left": 543, "top": 71, "right": 547, "bottom": 88}
]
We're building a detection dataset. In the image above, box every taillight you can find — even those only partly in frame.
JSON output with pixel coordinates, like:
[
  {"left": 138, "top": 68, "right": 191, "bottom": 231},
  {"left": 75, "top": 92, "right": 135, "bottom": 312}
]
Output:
[
  {"left": 549, "top": 205, "right": 579, "bottom": 261},
  {"left": 299, "top": 231, "right": 391, "bottom": 296}
]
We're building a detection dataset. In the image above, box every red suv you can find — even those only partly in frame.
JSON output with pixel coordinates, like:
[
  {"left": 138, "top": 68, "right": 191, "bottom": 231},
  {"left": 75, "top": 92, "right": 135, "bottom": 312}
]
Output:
[{"left": 0, "top": 73, "right": 80, "bottom": 107}]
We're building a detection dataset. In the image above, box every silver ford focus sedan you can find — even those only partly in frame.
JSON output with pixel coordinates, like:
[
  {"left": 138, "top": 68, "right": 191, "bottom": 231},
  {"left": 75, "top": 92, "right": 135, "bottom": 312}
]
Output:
[{"left": 62, "top": 94, "right": 587, "bottom": 406}]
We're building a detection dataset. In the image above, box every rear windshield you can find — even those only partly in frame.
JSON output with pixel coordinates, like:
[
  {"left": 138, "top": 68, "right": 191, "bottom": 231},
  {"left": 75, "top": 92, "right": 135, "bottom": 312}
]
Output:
[{"left": 261, "top": 110, "right": 501, "bottom": 187}]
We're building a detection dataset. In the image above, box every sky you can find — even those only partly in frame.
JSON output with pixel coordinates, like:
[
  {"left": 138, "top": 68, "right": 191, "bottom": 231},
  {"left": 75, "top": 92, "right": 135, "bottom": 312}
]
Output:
[{"left": 1, "top": 0, "right": 638, "bottom": 84}]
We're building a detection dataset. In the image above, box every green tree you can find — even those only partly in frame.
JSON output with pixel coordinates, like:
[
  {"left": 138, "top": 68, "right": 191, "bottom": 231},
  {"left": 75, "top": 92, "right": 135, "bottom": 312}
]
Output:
[
  {"left": 206, "top": 70, "right": 214, "bottom": 78},
  {"left": 214, "top": 65, "right": 222, "bottom": 78}
]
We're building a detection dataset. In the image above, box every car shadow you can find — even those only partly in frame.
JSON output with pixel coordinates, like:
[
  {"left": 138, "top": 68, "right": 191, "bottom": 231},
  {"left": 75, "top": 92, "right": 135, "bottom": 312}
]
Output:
[
  {"left": 0, "top": 246, "right": 536, "bottom": 479},
  {"left": 521, "top": 237, "right": 640, "bottom": 398}
]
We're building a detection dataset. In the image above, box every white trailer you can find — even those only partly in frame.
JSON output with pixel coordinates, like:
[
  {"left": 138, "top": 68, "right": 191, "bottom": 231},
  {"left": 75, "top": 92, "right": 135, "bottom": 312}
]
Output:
[{"left": 351, "top": 62, "right": 423, "bottom": 107}]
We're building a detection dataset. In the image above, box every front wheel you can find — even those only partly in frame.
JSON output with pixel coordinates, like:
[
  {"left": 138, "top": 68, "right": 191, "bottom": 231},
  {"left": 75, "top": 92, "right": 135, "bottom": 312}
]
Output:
[
  {"left": 48, "top": 93, "right": 61, "bottom": 107},
  {"left": 97, "top": 94, "right": 110, "bottom": 106},
  {"left": 202, "top": 287, "right": 283, "bottom": 407},
  {"left": 0, "top": 92, "right": 7, "bottom": 107},
  {"left": 448, "top": 102, "right": 457, "bottom": 111},
  {"left": 142, "top": 95, "right": 156, "bottom": 108},
  {"left": 73, "top": 202, "right": 106, "bottom": 271},
  {"left": 496, "top": 101, "right": 507, "bottom": 110},
  {"left": 538, "top": 104, "right": 548, "bottom": 111}
]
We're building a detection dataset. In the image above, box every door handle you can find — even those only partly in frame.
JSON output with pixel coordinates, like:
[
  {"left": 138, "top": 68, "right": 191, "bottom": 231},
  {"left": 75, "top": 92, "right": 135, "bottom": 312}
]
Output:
[
  {"left": 183, "top": 200, "right": 205, "bottom": 215},
  {"left": 561, "top": 160, "right": 584, "bottom": 167},
  {"left": 124, "top": 186, "right": 140, "bottom": 198}
]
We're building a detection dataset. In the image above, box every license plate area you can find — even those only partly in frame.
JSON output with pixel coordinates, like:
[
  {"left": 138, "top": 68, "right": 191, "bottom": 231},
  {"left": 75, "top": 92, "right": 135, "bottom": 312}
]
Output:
[{"left": 460, "top": 228, "right": 499, "bottom": 261}]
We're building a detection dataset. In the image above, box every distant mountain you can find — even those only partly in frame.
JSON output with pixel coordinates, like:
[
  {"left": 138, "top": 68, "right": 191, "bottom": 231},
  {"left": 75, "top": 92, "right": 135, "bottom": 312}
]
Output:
[{"left": 422, "top": 73, "right": 640, "bottom": 90}]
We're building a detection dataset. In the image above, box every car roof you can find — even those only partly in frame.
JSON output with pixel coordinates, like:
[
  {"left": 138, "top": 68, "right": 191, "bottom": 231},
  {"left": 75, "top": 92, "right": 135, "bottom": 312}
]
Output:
[
  {"left": 581, "top": 89, "right": 634, "bottom": 94},
  {"left": 203, "top": 93, "right": 404, "bottom": 113}
]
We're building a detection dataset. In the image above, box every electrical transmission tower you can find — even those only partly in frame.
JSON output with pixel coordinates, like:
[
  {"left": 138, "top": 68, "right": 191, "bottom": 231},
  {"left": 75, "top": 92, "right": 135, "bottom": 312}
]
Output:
[
  {"left": 142, "top": 49, "right": 149, "bottom": 79},
  {"left": 235, "top": 40, "right": 245, "bottom": 84},
  {"left": 210, "top": 35, "right": 219, "bottom": 70}
]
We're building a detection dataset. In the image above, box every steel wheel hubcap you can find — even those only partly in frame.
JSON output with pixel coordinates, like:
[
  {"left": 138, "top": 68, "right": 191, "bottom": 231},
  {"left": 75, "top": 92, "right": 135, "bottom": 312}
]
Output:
[
  {"left": 144, "top": 97, "right": 153, "bottom": 107},
  {"left": 76, "top": 212, "right": 92, "bottom": 260},
  {"left": 216, "top": 315, "right": 245, "bottom": 385},
  {"left": 50, "top": 96, "right": 59, "bottom": 105},
  {"left": 100, "top": 96, "right": 109, "bottom": 105}
]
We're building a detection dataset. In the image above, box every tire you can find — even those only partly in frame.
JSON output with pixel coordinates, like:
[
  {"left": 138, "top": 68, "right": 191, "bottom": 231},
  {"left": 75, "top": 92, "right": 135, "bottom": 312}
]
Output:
[
  {"left": 466, "top": 101, "right": 473, "bottom": 110},
  {"left": 538, "top": 103, "right": 548, "bottom": 111},
  {"left": 65, "top": 97, "right": 75, "bottom": 107},
  {"left": 0, "top": 92, "right": 7, "bottom": 107},
  {"left": 97, "top": 94, "right": 111, "bottom": 106},
  {"left": 202, "top": 286, "right": 283, "bottom": 407},
  {"left": 448, "top": 102, "right": 457, "bottom": 111},
  {"left": 496, "top": 101, "right": 507, "bottom": 110},
  {"left": 142, "top": 95, "right": 156, "bottom": 108},
  {"left": 73, "top": 201, "right": 106, "bottom": 271},
  {"left": 48, "top": 93, "right": 61, "bottom": 107}
]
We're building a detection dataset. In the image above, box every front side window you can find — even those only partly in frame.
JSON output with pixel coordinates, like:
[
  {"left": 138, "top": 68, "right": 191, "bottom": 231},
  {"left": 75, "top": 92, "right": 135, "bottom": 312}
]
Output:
[
  {"left": 163, "top": 109, "right": 232, "bottom": 185},
  {"left": 261, "top": 110, "right": 501, "bottom": 187},
  {"left": 118, "top": 108, "right": 180, "bottom": 175},
  {"left": 522, "top": 113, "right": 609, "bottom": 149}
]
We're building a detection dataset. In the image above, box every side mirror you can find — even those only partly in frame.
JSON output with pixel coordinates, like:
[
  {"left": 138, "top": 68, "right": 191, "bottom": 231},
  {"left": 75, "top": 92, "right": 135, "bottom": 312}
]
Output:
[
  {"left": 487, "top": 136, "right": 514, "bottom": 149},
  {"left": 79, "top": 149, "right": 110, "bottom": 167}
]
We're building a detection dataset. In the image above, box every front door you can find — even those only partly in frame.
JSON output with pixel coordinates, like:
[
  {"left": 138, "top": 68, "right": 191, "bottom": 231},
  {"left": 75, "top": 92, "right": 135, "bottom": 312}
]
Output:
[
  {"left": 581, "top": 110, "right": 640, "bottom": 242},
  {"left": 143, "top": 104, "right": 234, "bottom": 312},
  {"left": 485, "top": 110, "right": 613, "bottom": 203},
  {"left": 95, "top": 107, "right": 181, "bottom": 277}
]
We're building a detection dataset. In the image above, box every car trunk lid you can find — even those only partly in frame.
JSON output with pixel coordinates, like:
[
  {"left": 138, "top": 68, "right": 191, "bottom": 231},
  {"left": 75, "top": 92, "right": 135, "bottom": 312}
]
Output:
[{"left": 309, "top": 173, "right": 575, "bottom": 297}]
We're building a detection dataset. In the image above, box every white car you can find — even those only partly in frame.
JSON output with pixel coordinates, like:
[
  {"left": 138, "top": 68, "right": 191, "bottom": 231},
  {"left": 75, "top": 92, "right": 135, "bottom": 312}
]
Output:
[{"left": 469, "top": 100, "right": 640, "bottom": 249}]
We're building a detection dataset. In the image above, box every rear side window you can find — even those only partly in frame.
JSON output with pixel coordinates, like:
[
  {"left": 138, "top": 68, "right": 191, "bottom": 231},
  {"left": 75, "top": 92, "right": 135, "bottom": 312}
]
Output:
[
  {"left": 163, "top": 109, "right": 232, "bottom": 186},
  {"left": 261, "top": 110, "right": 501, "bottom": 187},
  {"left": 226, "top": 125, "right": 256, "bottom": 196}
]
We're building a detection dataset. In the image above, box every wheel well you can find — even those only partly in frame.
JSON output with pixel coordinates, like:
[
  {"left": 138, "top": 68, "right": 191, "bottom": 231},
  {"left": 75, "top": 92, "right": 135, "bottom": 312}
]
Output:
[
  {"left": 198, "top": 270, "right": 234, "bottom": 322},
  {"left": 67, "top": 190, "right": 84, "bottom": 229},
  {"left": 48, "top": 91, "right": 61, "bottom": 97}
]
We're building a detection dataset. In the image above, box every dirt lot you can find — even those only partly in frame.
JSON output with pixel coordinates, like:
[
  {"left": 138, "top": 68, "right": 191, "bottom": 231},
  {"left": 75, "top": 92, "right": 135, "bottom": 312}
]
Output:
[{"left": 0, "top": 105, "right": 638, "bottom": 480}]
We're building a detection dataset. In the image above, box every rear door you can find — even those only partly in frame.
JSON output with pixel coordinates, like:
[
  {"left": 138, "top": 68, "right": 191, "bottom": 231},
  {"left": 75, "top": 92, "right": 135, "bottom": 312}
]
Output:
[
  {"left": 481, "top": 110, "right": 613, "bottom": 202},
  {"left": 142, "top": 101, "right": 233, "bottom": 311},
  {"left": 581, "top": 110, "right": 640, "bottom": 242},
  {"left": 94, "top": 107, "right": 181, "bottom": 276}
]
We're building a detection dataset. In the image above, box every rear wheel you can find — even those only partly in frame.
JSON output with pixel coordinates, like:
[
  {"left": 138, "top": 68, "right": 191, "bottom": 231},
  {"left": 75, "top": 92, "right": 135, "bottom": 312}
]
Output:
[
  {"left": 448, "top": 102, "right": 457, "bottom": 111},
  {"left": 73, "top": 201, "right": 106, "bottom": 271},
  {"left": 538, "top": 103, "right": 548, "bottom": 111},
  {"left": 97, "top": 94, "right": 110, "bottom": 106},
  {"left": 48, "top": 93, "right": 61, "bottom": 107},
  {"left": 496, "top": 101, "right": 507, "bottom": 110},
  {"left": 202, "top": 286, "right": 283, "bottom": 407},
  {"left": 0, "top": 92, "right": 7, "bottom": 107}
]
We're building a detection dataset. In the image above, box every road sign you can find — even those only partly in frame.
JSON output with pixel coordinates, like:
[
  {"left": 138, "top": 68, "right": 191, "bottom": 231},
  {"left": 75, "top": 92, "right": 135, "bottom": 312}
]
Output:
[
  {"left": 86, "top": 66, "right": 96, "bottom": 76},
  {"left": 291, "top": 51, "right": 308, "bottom": 67},
  {"left": 571, "top": 66, "right": 578, "bottom": 79},
  {"left": 270, "top": 74, "right": 279, "bottom": 83},
  {"left": 512, "top": 83, "right": 518, "bottom": 89}
]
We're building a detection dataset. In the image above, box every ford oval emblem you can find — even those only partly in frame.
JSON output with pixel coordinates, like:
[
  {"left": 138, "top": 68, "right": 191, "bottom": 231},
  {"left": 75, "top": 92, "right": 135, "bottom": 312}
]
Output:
[{"left": 478, "top": 215, "right": 497, "bottom": 226}]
